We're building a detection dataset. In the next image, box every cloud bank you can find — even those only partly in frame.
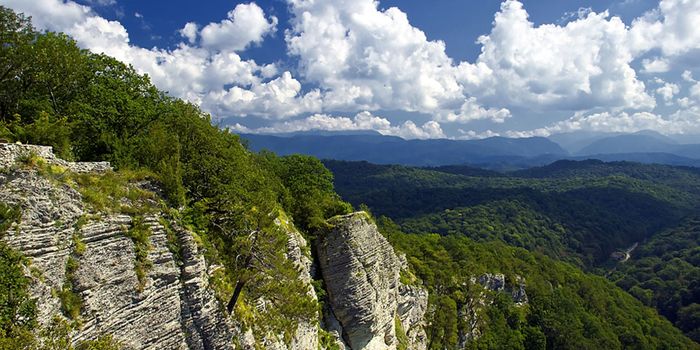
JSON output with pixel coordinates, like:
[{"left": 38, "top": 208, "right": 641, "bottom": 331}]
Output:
[{"left": 3, "top": 0, "right": 700, "bottom": 138}]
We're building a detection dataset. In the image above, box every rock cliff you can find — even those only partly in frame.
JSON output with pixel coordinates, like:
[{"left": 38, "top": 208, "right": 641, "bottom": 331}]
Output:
[
  {"left": 0, "top": 145, "right": 234, "bottom": 349},
  {"left": 0, "top": 145, "right": 431, "bottom": 350},
  {"left": 458, "top": 273, "right": 528, "bottom": 348},
  {"left": 316, "top": 212, "right": 428, "bottom": 350}
]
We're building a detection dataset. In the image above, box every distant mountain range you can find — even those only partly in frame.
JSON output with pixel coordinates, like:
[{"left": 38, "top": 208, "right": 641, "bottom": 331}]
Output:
[
  {"left": 241, "top": 133, "right": 566, "bottom": 167},
  {"left": 240, "top": 130, "right": 700, "bottom": 169}
]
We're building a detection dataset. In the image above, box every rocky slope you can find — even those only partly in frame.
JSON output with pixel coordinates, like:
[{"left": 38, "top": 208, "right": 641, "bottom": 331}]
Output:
[
  {"left": 0, "top": 144, "right": 433, "bottom": 349},
  {"left": 316, "top": 212, "right": 428, "bottom": 350},
  {"left": 0, "top": 144, "right": 235, "bottom": 349}
]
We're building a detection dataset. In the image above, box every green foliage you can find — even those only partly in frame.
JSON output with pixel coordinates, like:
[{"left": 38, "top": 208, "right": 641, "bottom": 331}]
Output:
[
  {"left": 40, "top": 317, "right": 74, "bottom": 350},
  {"left": 0, "top": 242, "right": 36, "bottom": 347},
  {"left": 611, "top": 217, "right": 700, "bottom": 342},
  {"left": 326, "top": 159, "right": 699, "bottom": 267},
  {"left": 159, "top": 216, "right": 182, "bottom": 264},
  {"left": 0, "top": 202, "right": 21, "bottom": 236},
  {"left": 318, "top": 328, "right": 341, "bottom": 350},
  {"left": 395, "top": 316, "right": 409, "bottom": 350},
  {"left": 70, "top": 170, "right": 157, "bottom": 215},
  {"left": 39, "top": 316, "right": 123, "bottom": 350},
  {"left": 58, "top": 256, "right": 82, "bottom": 321},
  {"left": 258, "top": 152, "right": 352, "bottom": 233},
  {"left": 380, "top": 221, "right": 698, "bottom": 349},
  {"left": 75, "top": 335, "right": 122, "bottom": 350},
  {"left": 0, "top": 6, "right": 350, "bottom": 346},
  {"left": 401, "top": 200, "right": 572, "bottom": 264},
  {"left": 125, "top": 216, "right": 153, "bottom": 291},
  {"left": 214, "top": 208, "right": 320, "bottom": 344}
]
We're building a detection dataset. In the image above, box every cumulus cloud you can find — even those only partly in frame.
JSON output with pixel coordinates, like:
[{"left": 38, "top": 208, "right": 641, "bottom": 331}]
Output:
[
  {"left": 682, "top": 70, "right": 695, "bottom": 82},
  {"left": 200, "top": 3, "right": 277, "bottom": 52},
  {"left": 655, "top": 82, "right": 680, "bottom": 103},
  {"left": 507, "top": 109, "right": 700, "bottom": 137},
  {"left": 3, "top": 0, "right": 318, "bottom": 119},
  {"left": 179, "top": 22, "right": 198, "bottom": 44},
  {"left": 690, "top": 82, "right": 700, "bottom": 101},
  {"left": 230, "top": 111, "right": 445, "bottom": 140},
  {"left": 629, "top": 0, "right": 700, "bottom": 57},
  {"left": 456, "top": 129, "right": 501, "bottom": 140},
  {"left": 4, "top": 0, "right": 700, "bottom": 136},
  {"left": 467, "top": 0, "right": 655, "bottom": 111},
  {"left": 285, "top": 0, "right": 508, "bottom": 122},
  {"left": 641, "top": 57, "right": 670, "bottom": 73},
  {"left": 85, "top": 0, "right": 116, "bottom": 7}
]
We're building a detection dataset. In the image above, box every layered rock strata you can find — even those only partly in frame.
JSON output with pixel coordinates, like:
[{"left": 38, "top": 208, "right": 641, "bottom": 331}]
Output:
[{"left": 316, "top": 212, "right": 428, "bottom": 350}]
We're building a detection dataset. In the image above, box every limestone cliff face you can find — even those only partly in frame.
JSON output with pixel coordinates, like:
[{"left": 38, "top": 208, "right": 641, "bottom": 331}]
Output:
[
  {"left": 0, "top": 144, "right": 319, "bottom": 350},
  {"left": 0, "top": 145, "right": 234, "bottom": 349},
  {"left": 316, "top": 212, "right": 428, "bottom": 350},
  {"left": 1, "top": 145, "right": 431, "bottom": 350}
]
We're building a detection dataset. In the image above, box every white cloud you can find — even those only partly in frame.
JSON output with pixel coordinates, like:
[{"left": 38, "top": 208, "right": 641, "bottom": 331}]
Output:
[
  {"left": 85, "top": 0, "right": 116, "bottom": 7},
  {"left": 641, "top": 57, "right": 670, "bottom": 73},
  {"left": 3, "top": 0, "right": 317, "bottom": 119},
  {"left": 690, "top": 82, "right": 700, "bottom": 101},
  {"left": 179, "top": 22, "right": 198, "bottom": 44},
  {"left": 558, "top": 7, "right": 593, "bottom": 24},
  {"left": 285, "top": 0, "right": 507, "bottom": 122},
  {"left": 200, "top": 3, "right": 277, "bottom": 52},
  {"left": 629, "top": 0, "right": 700, "bottom": 57},
  {"left": 202, "top": 71, "right": 323, "bottom": 118},
  {"left": 468, "top": 0, "right": 655, "bottom": 111},
  {"left": 682, "top": 70, "right": 695, "bottom": 82},
  {"left": 655, "top": 82, "right": 680, "bottom": 103},
  {"left": 508, "top": 109, "right": 700, "bottom": 137},
  {"left": 4, "top": 0, "right": 700, "bottom": 135},
  {"left": 134, "top": 12, "right": 143, "bottom": 19},
  {"left": 677, "top": 97, "right": 692, "bottom": 108},
  {"left": 230, "top": 111, "right": 445, "bottom": 140},
  {"left": 2, "top": 0, "right": 90, "bottom": 31},
  {"left": 456, "top": 129, "right": 501, "bottom": 140},
  {"left": 435, "top": 98, "right": 511, "bottom": 124}
]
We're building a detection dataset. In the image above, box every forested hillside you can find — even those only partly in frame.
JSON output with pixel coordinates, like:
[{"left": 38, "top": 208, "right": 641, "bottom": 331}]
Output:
[
  {"left": 611, "top": 218, "right": 700, "bottom": 342},
  {"left": 0, "top": 8, "right": 351, "bottom": 347},
  {"left": 326, "top": 159, "right": 700, "bottom": 344},
  {"left": 380, "top": 217, "right": 697, "bottom": 349},
  {"left": 325, "top": 159, "right": 700, "bottom": 267},
  {"left": 1, "top": 6, "right": 698, "bottom": 349}
]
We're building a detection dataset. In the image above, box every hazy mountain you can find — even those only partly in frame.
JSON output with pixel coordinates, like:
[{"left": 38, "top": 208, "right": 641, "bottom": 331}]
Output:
[
  {"left": 241, "top": 133, "right": 567, "bottom": 166},
  {"left": 549, "top": 130, "right": 679, "bottom": 154},
  {"left": 577, "top": 133, "right": 700, "bottom": 159}
]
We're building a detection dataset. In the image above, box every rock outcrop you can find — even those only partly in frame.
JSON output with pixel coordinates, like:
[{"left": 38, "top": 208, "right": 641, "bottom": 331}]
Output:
[
  {"left": 0, "top": 145, "right": 232, "bottom": 349},
  {"left": 0, "top": 143, "right": 111, "bottom": 173},
  {"left": 316, "top": 212, "right": 428, "bottom": 350},
  {"left": 1, "top": 145, "right": 431, "bottom": 350},
  {"left": 458, "top": 273, "right": 529, "bottom": 348}
]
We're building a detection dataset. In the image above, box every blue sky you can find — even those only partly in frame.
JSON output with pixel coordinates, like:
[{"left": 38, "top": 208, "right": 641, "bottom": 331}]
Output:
[{"left": 3, "top": 0, "right": 700, "bottom": 139}]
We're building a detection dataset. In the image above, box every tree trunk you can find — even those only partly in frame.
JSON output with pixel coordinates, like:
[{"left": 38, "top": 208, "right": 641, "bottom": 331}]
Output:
[
  {"left": 227, "top": 279, "right": 246, "bottom": 313},
  {"left": 226, "top": 229, "right": 259, "bottom": 314}
]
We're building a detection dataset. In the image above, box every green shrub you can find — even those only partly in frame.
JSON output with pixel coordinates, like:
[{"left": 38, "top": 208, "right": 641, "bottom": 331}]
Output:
[
  {"left": 125, "top": 216, "right": 152, "bottom": 291},
  {"left": 0, "top": 242, "right": 36, "bottom": 344},
  {"left": 0, "top": 203, "right": 21, "bottom": 236}
]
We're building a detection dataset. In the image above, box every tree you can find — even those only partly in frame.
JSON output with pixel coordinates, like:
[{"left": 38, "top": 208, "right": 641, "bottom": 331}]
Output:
[
  {"left": 0, "top": 6, "right": 35, "bottom": 120},
  {"left": 0, "top": 243, "right": 36, "bottom": 348}
]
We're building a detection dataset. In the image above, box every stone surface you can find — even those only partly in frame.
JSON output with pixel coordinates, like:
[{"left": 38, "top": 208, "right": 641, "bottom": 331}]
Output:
[
  {"left": 1, "top": 146, "right": 431, "bottom": 350},
  {"left": 317, "top": 212, "right": 428, "bottom": 350},
  {"left": 0, "top": 149, "right": 232, "bottom": 349},
  {"left": 0, "top": 143, "right": 111, "bottom": 173},
  {"left": 284, "top": 225, "right": 321, "bottom": 350},
  {"left": 398, "top": 284, "right": 429, "bottom": 350}
]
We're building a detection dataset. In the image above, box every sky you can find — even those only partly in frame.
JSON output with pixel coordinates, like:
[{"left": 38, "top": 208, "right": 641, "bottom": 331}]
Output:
[{"left": 2, "top": 0, "right": 700, "bottom": 140}]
